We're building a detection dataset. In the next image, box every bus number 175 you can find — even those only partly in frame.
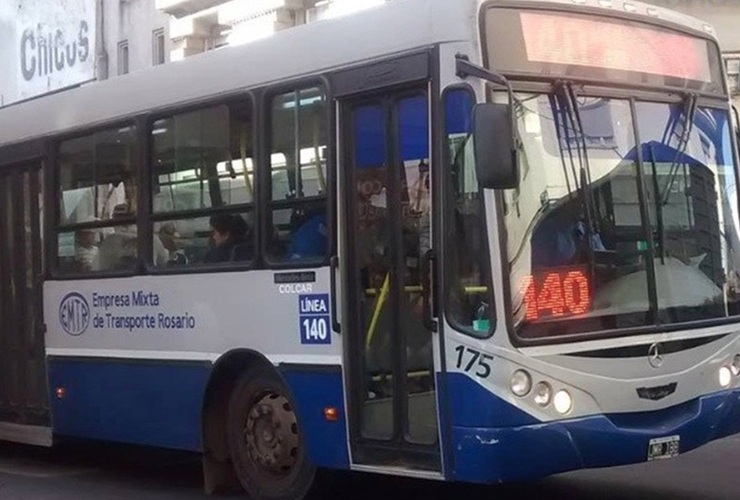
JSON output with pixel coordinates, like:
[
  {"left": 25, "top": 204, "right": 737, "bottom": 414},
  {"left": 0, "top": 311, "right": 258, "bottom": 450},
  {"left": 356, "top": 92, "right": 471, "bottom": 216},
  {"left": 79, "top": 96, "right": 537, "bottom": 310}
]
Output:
[{"left": 454, "top": 345, "right": 494, "bottom": 378}]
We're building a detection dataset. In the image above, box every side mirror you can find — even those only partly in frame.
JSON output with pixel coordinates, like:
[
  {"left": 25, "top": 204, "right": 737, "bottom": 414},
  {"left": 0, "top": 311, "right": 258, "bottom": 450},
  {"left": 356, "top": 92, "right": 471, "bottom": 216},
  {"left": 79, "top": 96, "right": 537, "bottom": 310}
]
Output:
[{"left": 472, "top": 103, "right": 518, "bottom": 189}]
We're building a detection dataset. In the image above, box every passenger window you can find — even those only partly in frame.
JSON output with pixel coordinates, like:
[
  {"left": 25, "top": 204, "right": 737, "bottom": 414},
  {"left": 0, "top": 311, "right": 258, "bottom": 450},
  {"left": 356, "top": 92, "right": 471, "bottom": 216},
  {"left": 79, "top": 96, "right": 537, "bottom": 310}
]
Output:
[
  {"left": 151, "top": 213, "right": 254, "bottom": 267},
  {"left": 57, "top": 126, "right": 138, "bottom": 273},
  {"left": 268, "top": 86, "right": 328, "bottom": 262},
  {"left": 150, "top": 100, "right": 254, "bottom": 268},
  {"left": 444, "top": 88, "right": 492, "bottom": 337}
]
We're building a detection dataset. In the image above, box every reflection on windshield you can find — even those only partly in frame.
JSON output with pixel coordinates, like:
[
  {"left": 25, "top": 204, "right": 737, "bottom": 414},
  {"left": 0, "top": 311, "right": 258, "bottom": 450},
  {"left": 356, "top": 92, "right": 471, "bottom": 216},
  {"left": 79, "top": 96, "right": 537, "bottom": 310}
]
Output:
[{"left": 506, "top": 94, "right": 740, "bottom": 338}]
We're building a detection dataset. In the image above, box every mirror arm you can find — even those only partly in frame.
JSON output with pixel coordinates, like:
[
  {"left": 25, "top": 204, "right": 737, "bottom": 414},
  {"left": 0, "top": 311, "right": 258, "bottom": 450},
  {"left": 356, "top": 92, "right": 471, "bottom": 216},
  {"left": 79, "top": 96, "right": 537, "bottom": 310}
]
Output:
[{"left": 455, "top": 54, "right": 517, "bottom": 137}]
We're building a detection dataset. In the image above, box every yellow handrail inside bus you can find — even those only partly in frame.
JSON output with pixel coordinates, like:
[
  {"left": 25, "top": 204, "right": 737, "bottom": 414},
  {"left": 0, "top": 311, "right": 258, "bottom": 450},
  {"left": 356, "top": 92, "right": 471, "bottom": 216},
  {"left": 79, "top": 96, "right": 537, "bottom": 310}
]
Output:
[
  {"left": 364, "top": 278, "right": 488, "bottom": 350},
  {"left": 365, "top": 273, "right": 390, "bottom": 350},
  {"left": 365, "top": 285, "right": 423, "bottom": 296}
]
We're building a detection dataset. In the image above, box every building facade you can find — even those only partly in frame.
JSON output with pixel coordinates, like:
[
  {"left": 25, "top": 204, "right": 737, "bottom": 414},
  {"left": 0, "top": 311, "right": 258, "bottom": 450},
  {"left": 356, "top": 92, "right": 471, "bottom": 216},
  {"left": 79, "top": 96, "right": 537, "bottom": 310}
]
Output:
[
  {"left": 103, "top": 0, "right": 172, "bottom": 78},
  {"left": 156, "top": 0, "right": 387, "bottom": 61},
  {"left": 0, "top": 0, "right": 377, "bottom": 107}
]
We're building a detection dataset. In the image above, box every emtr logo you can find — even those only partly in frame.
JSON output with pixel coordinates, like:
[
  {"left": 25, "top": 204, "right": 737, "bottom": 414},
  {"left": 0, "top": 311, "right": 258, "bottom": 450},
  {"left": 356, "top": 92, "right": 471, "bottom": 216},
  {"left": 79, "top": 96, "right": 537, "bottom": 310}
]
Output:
[{"left": 59, "top": 292, "right": 90, "bottom": 336}]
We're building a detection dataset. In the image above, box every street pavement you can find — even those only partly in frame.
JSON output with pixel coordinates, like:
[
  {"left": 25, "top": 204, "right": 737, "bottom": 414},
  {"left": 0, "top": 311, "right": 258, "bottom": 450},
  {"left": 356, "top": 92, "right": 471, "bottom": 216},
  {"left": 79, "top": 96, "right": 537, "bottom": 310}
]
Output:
[{"left": 0, "top": 434, "right": 738, "bottom": 499}]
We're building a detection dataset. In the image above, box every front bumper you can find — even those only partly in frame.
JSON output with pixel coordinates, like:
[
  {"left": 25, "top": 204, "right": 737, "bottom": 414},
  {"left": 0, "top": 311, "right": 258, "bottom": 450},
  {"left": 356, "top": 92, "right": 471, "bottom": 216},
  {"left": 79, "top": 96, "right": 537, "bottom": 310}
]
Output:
[{"left": 451, "top": 388, "right": 740, "bottom": 483}]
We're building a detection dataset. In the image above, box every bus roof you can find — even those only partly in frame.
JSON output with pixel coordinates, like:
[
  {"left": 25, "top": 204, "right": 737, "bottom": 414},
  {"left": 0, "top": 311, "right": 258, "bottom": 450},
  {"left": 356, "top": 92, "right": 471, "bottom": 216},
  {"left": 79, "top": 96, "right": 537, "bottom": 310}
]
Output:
[
  {"left": 0, "top": 0, "right": 475, "bottom": 149},
  {"left": 0, "top": 0, "right": 720, "bottom": 150}
]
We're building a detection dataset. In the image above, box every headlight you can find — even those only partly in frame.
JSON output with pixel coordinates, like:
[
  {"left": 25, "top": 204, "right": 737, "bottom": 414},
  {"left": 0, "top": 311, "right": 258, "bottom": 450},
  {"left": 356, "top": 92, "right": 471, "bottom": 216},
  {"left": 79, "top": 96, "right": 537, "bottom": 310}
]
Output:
[
  {"left": 719, "top": 366, "right": 732, "bottom": 388},
  {"left": 511, "top": 370, "right": 532, "bottom": 397},
  {"left": 533, "top": 382, "right": 552, "bottom": 407},
  {"left": 553, "top": 390, "right": 573, "bottom": 414}
]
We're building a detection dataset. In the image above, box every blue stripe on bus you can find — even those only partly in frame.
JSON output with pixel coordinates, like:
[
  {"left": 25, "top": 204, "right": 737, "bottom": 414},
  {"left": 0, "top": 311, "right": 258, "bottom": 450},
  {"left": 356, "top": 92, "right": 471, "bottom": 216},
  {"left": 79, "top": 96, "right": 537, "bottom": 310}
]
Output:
[
  {"left": 280, "top": 367, "right": 350, "bottom": 470},
  {"left": 48, "top": 358, "right": 210, "bottom": 451},
  {"left": 48, "top": 357, "right": 351, "bottom": 469},
  {"left": 447, "top": 375, "right": 740, "bottom": 483},
  {"left": 447, "top": 372, "right": 540, "bottom": 428}
]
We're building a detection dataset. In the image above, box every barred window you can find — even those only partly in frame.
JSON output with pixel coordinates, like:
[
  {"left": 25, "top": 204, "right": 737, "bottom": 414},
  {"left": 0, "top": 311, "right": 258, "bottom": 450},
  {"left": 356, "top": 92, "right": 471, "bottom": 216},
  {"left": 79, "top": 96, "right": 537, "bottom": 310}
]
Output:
[
  {"left": 267, "top": 86, "right": 328, "bottom": 263},
  {"left": 57, "top": 125, "right": 138, "bottom": 273},
  {"left": 150, "top": 100, "right": 255, "bottom": 268}
]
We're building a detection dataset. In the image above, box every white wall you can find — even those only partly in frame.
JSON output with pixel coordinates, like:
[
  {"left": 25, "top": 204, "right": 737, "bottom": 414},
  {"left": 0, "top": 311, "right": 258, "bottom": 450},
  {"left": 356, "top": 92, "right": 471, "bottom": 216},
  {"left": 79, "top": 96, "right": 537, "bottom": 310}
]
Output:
[
  {"left": 0, "top": 0, "right": 97, "bottom": 107},
  {"left": 0, "top": 3, "right": 17, "bottom": 107}
]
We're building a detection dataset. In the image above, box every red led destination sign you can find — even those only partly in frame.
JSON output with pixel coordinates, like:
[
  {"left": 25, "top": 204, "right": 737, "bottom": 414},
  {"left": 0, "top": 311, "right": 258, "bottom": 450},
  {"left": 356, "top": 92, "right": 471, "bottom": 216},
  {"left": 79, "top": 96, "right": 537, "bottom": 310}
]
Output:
[
  {"left": 522, "top": 267, "right": 592, "bottom": 322},
  {"left": 519, "top": 11, "right": 712, "bottom": 83}
]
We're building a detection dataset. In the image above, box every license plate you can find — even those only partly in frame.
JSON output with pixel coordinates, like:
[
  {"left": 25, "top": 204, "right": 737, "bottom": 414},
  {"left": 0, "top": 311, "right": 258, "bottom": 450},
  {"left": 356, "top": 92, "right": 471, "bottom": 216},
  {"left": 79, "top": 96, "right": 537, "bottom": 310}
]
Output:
[{"left": 647, "top": 435, "right": 680, "bottom": 461}]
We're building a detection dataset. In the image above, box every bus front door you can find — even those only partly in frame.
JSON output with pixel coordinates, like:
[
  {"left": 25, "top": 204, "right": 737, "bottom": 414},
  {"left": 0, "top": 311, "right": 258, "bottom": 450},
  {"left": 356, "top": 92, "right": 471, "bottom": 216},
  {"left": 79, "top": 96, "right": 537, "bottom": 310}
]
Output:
[
  {"left": 0, "top": 162, "right": 50, "bottom": 446},
  {"left": 340, "top": 89, "right": 440, "bottom": 471}
]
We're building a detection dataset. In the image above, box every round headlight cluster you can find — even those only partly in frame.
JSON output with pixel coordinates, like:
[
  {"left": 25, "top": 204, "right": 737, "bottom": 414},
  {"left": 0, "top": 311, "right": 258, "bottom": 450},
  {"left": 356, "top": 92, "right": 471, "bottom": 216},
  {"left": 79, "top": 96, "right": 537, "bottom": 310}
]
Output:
[
  {"left": 533, "top": 382, "right": 552, "bottom": 407},
  {"left": 511, "top": 370, "right": 532, "bottom": 397},
  {"left": 731, "top": 354, "right": 740, "bottom": 377},
  {"left": 719, "top": 366, "right": 732, "bottom": 388},
  {"left": 553, "top": 390, "right": 573, "bottom": 415},
  {"left": 719, "top": 354, "right": 740, "bottom": 388},
  {"left": 510, "top": 370, "right": 573, "bottom": 415}
]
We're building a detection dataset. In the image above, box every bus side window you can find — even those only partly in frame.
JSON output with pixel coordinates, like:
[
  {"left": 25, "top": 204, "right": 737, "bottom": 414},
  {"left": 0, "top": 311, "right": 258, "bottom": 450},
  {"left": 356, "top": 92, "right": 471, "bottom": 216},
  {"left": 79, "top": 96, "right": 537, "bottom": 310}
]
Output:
[
  {"left": 444, "top": 88, "right": 493, "bottom": 337},
  {"left": 56, "top": 126, "right": 138, "bottom": 274},
  {"left": 267, "top": 86, "right": 329, "bottom": 263},
  {"left": 149, "top": 100, "right": 255, "bottom": 268}
]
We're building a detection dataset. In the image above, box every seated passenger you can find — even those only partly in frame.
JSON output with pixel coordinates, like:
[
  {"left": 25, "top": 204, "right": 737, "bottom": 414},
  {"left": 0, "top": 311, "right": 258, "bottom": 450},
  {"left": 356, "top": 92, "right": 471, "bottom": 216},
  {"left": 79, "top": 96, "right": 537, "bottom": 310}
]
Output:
[
  {"left": 97, "top": 203, "right": 137, "bottom": 270},
  {"left": 203, "top": 214, "right": 250, "bottom": 263},
  {"left": 73, "top": 216, "right": 100, "bottom": 272},
  {"left": 288, "top": 210, "right": 327, "bottom": 260},
  {"left": 153, "top": 222, "right": 187, "bottom": 266}
]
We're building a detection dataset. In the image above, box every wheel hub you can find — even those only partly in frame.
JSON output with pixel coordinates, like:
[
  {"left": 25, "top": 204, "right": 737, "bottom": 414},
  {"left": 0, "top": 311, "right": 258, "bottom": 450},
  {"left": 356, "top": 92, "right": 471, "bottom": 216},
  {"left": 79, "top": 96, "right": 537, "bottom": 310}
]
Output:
[{"left": 244, "top": 392, "right": 299, "bottom": 475}]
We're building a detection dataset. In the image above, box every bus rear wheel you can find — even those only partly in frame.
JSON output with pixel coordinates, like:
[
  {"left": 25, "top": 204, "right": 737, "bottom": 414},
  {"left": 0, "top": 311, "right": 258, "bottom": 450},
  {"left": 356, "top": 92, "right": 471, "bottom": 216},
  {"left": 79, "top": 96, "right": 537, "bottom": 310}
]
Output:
[{"left": 227, "top": 365, "right": 315, "bottom": 500}]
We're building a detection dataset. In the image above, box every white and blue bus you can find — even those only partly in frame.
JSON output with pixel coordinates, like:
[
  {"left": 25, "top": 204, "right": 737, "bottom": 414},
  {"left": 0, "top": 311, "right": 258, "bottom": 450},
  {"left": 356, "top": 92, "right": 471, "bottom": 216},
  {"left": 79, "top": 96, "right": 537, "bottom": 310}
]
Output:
[{"left": 1, "top": 0, "right": 740, "bottom": 497}]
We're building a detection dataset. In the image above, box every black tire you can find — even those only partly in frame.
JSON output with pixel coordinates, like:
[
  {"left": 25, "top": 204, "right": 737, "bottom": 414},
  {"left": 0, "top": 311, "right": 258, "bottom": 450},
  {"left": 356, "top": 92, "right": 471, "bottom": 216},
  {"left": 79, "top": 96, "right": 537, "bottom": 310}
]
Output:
[{"left": 227, "top": 364, "right": 316, "bottom": 500}]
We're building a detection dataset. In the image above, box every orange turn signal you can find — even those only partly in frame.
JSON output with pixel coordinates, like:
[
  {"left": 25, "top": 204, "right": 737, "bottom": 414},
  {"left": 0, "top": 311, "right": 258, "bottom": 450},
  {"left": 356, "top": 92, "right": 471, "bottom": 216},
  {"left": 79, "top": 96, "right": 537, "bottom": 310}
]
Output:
[{"left": 324, "top": 407, "right": 339, "bottom": 422}]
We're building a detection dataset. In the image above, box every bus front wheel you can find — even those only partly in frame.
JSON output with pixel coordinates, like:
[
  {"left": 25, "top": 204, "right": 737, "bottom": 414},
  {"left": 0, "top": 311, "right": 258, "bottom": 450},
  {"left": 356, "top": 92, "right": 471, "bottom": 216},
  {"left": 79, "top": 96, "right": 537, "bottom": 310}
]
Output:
[{"left": 227, "top": 365, "right": 315, "bottom": 500}]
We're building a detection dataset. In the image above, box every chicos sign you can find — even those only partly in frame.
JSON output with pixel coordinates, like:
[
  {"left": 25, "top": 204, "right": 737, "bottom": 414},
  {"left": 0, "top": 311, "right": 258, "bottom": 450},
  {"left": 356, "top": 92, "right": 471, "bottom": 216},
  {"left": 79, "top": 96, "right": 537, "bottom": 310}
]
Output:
[
  {"left": 20, "top": 19, "right": 91, "bottom": 83},
  {"left": 0, "top": 0, "right": 96, "bottom": 106}
]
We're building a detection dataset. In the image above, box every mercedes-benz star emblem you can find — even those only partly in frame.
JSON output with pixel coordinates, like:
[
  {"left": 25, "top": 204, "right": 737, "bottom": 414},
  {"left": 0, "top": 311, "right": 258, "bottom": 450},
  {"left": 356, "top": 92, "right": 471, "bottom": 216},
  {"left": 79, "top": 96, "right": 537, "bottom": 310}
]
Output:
[{"left": 648, "top": 342, "right": 664, "bottom": 368}]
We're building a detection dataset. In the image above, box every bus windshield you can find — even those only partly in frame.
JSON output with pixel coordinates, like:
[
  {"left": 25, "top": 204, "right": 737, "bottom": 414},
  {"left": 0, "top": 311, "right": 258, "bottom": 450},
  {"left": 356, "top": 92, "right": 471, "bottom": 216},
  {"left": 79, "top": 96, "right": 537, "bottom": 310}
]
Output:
[{"left": 505, "top": 93, "right": 740, "bottom": 338}]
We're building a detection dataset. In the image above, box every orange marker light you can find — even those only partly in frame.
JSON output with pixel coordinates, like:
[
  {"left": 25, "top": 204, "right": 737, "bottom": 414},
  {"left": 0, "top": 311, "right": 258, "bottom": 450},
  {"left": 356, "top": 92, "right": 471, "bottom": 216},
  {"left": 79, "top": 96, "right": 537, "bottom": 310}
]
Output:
[
  {"left": 55, "top": 387, "right": 66, "bottom": 399},
  {"left": 324, "top": 407, "right": 339, "bottom": 422}
]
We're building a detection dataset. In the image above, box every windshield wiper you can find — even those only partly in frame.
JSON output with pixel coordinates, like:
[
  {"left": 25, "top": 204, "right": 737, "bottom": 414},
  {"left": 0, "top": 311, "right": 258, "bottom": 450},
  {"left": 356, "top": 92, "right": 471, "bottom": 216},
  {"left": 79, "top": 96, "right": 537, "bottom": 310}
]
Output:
[
  {"left": 548, "top": 92, "right": 578, "bottom": 201},
  {"left": 646, "top": 143, "right": 667, "bottom": 264},
  {"left": 550, "top": 81, "right": 600, "bottom": 261},
  {"left": 660, "top": 93, "right": 697, "bottom": 206},
  {"left": 644, "top": 93, "right": 697, "bottom": 264}
]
